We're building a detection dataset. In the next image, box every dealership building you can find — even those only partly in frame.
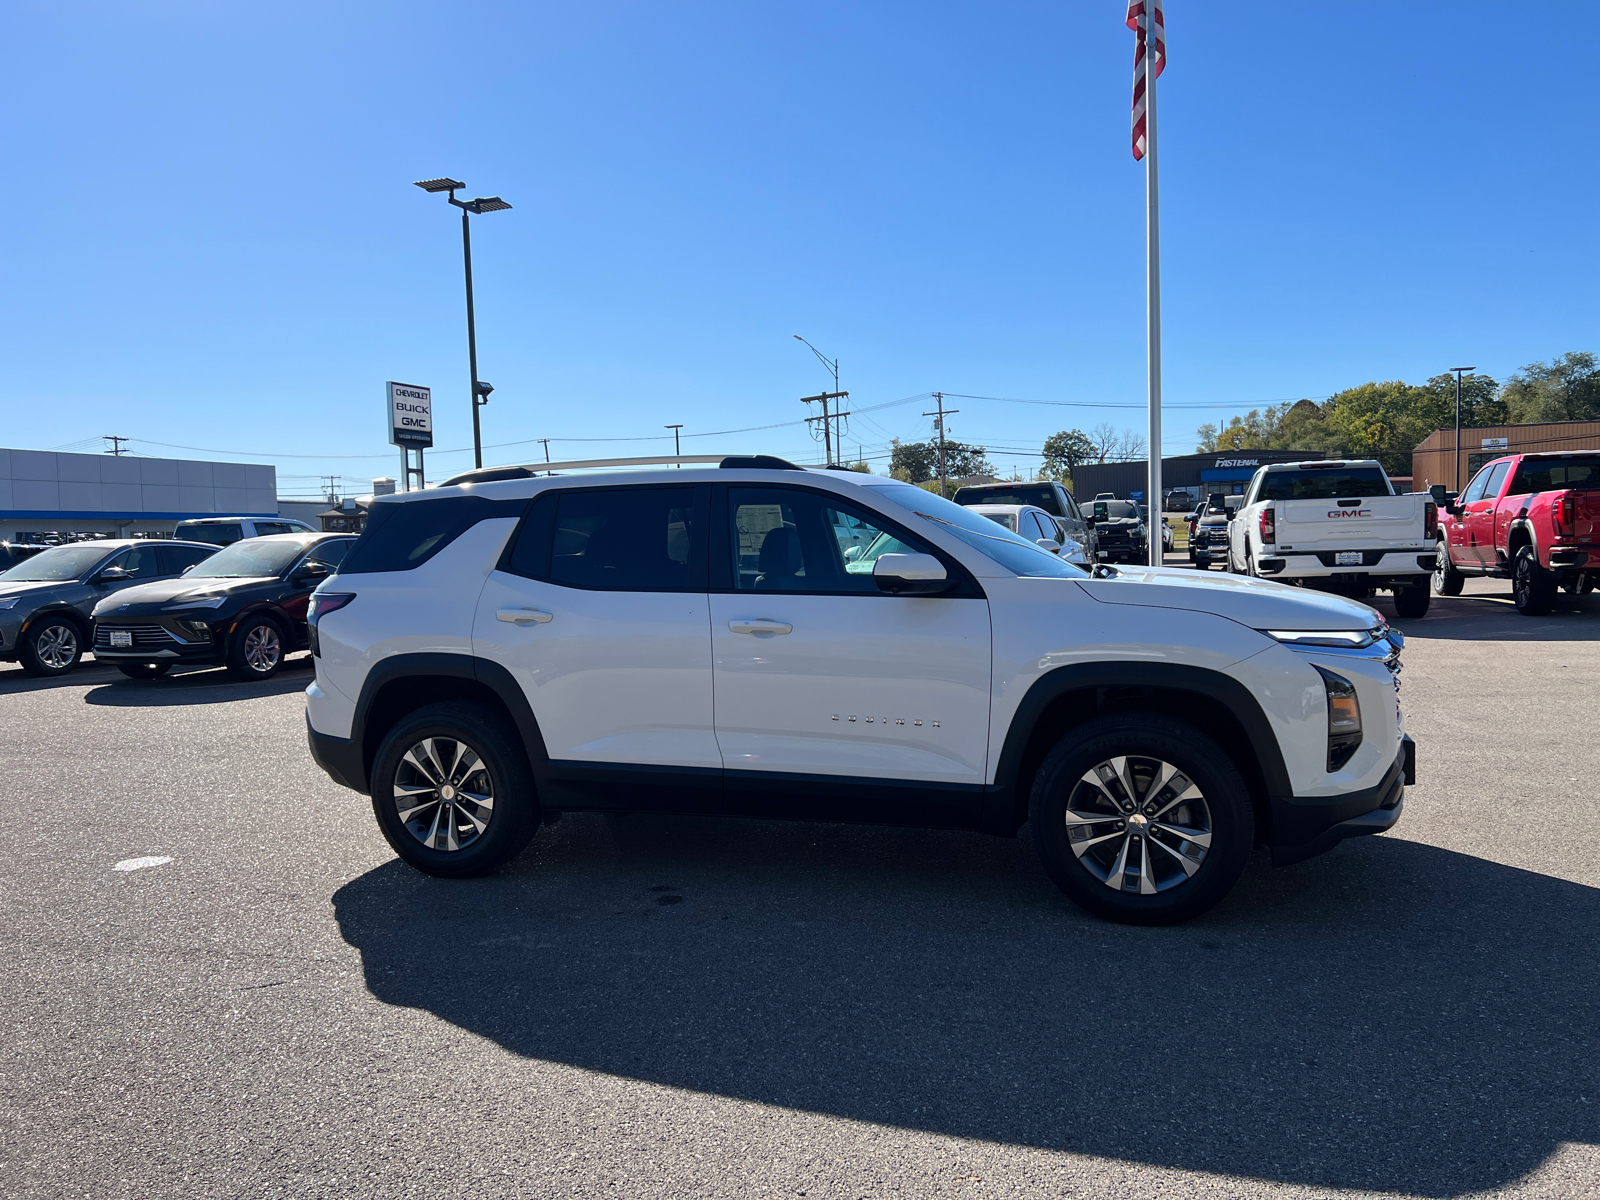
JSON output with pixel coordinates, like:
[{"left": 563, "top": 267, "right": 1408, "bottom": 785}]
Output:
[
  {"left": 1071, "top": 449, "right": 1324, "bottom": 509},
  {"left": 0, "top": 447, "right": 277, "bottom": 542}
]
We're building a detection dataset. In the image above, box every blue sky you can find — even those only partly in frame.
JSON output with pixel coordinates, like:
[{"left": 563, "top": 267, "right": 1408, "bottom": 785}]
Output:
[{"left": 3, "top": 2, "right": 1596, "bottom": 498}]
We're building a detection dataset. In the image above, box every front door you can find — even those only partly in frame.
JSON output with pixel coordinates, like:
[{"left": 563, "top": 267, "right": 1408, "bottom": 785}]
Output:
[
  {"left": 473, "top": 484, "right": 719, "bottom": 810},
  {"left": 710, "top": 485, "right": 991, "bottom": 828}
]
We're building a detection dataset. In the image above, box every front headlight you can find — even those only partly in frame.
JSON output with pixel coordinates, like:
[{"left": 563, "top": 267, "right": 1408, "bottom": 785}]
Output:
[
  {"left": 162, "top": 596, "right": 228, "bottom": 611},
  {"left": 1261, "top": 627, "right": 1385, "bottom": 649},
  {"left": 0, "top": 596, "right": 19, "bottom": 610},
  {"left": 1313, "top": 665, "right": 1363, "bottom": 771}
]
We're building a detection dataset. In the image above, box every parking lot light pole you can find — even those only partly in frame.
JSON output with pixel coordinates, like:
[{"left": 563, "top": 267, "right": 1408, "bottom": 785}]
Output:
[
  {"left": 414, "top": 179, "right": 513, "bottom": 469},
  {"left": 665, "top": 424, "right": 683, "bottom": 466},
  {"left": 1450, "top": 366, "right": 1476, "bottom": 491}
]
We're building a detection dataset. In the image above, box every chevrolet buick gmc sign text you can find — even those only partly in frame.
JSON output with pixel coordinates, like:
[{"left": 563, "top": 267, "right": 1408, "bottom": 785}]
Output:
[{"left": 387, "top": 381, "right": 433, "bottom": 448}]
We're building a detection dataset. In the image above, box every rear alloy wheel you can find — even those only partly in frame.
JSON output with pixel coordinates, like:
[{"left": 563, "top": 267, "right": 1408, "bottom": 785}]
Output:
[
  {"left": 370, "top": 701, "right": 539, "bottom": 878},
  {"left": 19, "top": 616, "right": 82, "bottom": 677},
  {"left": 1511, "top": 545, "right": 1557, "bottom": 616},
  {"left": 1030, "top": 715, "right": 1253, "bottom": 925},
  {"left": 1433, "top": 538, "right": 1464, "bottom": 596},
  {"left": 226, "top": 615, "right": 286, "bottom": 679},
  {"left": 1392, "top": 581, "right": 1431, "bottom": 619},
  {"left": 117, "top": 662, "right": 173, "bottom": 680}
]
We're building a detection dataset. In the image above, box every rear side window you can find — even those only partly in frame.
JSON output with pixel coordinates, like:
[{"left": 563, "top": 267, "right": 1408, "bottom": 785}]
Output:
[
  {"left": 1259, "top": 468, "right": 1393, "bottom": 501},
  {"left": 1508, "top": 457, "right": 1600, "bottom": 493},
  {"left": 180, "top": 522, "right": 241, "bottom": 546},
  {"left": 304, "top": 539, "right": 353, "bottom": 569},
  {"left": 546, "top": 487, "right": 703, "bottom": 591},
  {"left": 340, "top": 497, "right": 523, "bottom": 573}
]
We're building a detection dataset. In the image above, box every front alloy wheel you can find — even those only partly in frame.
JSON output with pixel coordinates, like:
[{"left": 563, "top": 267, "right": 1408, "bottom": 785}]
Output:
[
  {"left": 20, "top": 618, "right": 81, "bottom": 676},
  {"left": 1065, "top": 756, "right": 1212, "bottom": 894},
  {"left": 1030, "top": 715, "right": 1252, "bottom": 925},
  {"left": 393, "top": 736, "right": 495, "bottom": 852}
]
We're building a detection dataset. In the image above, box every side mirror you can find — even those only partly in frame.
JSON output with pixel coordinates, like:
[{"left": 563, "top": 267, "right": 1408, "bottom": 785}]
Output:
[
  {"left": 873, "top": 552, "right": 951, "bottom": 596},
  {"left": 1092, "top": 502, "right": 1109, "bottom": 521},
  {"left": 1084, "top": 516, "right": 1097, "bottom": 528},
  {"left": 1035, "top": 537, "right": 1062, "bottom": 553},
  {"left": 295, "top": 562, "right": 331, "bottom": 582},
  {"left": 181, "top": 565, "right": 194, "bottom": 575},
  {"left": 96, "top": 566, "right": 131, "bottom": 584},
  {"left": 1429, "top": 484, "right": 1448, "bottom": 504}
]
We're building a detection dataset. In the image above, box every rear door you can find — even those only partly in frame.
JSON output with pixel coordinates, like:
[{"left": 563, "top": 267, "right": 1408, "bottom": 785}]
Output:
[
  {"left": 1464, "top": 460, "right": 1512, "bottom": 567},
  {"left": 472, "top": 484, "right": 720, "bottom": 807}
]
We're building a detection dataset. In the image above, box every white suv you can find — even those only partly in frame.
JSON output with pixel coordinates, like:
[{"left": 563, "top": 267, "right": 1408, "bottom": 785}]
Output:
[{"left": 304, "top": 456, "right": 1414, "bottom": 925}]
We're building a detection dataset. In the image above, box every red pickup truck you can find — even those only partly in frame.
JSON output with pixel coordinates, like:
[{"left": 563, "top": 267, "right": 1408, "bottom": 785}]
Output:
[{"left": 1433, "top": 451, "right": 1600, "bottom": 614}]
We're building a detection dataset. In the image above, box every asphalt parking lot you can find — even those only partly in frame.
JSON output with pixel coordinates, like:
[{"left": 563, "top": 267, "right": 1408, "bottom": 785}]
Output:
[{"left": 2, "top": 576, "right": 1597, "bottom": 1200}]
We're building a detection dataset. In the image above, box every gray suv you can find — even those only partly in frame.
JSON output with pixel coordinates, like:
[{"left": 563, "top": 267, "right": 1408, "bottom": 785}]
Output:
[{"left": 0, "top": 539, "right": 218, "bottom": 677}]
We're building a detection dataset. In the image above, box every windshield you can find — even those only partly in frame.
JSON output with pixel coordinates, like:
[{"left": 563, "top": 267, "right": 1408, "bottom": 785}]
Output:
[
  {"left": 1260, "top": 468, "right": 1393, "bottom": 501},
  {"left": 1096, "top": 500, "right": 1139, "bottom": 520},
  {"left": 0, "top": 543, "right": 112, "bottom": 582},
  {"left": 952, "top": 485, "right": 1061, "bottom": 516},
  {"left": 187, "top": 538, "right": 309, "bottom": 579},
  {"left": 876, "top": 485, "right": 1085, "bottom": 578}
]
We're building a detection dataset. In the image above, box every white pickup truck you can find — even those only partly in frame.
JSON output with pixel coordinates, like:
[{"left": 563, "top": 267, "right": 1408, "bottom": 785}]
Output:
[{"left": 1223, "top": 460, "right": 1439, "bottom": 618}]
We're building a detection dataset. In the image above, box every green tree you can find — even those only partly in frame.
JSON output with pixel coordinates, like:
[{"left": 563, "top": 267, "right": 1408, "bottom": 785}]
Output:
[
  {"left": 889, "top": 439, "right": 994, "bottom": 483},
  {"left": 1041, "top": 429, "right": 1096, "bottom": 480},
  {"left": 1500, "top": 352, "right": 1600, "bottom": 424}
]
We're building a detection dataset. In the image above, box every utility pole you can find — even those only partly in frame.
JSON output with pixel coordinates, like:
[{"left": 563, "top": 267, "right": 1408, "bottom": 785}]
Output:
[
  {"left": 103, "top": 436, "right": 129, "bottom": 455},
  {"left": 539, "top": 438, "right": 553, "bottom": 476},
  {"left": 665, "top": 424, "right": 683, "bottom": 467},
  {"left": 923, "top": 392, "right": 958, "bottom": 497},
  {"left": 801, "top": 392, "right": 849, "bottom": 465}
]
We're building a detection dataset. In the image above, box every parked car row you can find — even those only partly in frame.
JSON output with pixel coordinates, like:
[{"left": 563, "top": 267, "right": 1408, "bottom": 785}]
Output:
[{"left": 0, "top": 532, "right": 354, "bottom": 680}]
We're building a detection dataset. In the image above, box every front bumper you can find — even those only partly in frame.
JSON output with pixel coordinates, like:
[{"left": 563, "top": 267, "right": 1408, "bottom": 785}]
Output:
[
  {"left": 92, "top": 617, "right": 226, "bottom": 664},
  {"left": 1270, "top": 734, "right": 1413, "bottom": 867}
]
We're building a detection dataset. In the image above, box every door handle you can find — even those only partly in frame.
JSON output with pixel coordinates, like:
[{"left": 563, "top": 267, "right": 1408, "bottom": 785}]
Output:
[
  {"left": 728, "top": 619, "right": 792, "bottom": 635},
  {"left": 497, "top": 607, "right": 553, "bottom": 625}
]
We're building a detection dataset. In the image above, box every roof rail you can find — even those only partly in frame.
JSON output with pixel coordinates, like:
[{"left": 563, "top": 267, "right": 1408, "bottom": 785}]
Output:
[{"left": 441, "top": 453, "right": 802, "bottom": 487}]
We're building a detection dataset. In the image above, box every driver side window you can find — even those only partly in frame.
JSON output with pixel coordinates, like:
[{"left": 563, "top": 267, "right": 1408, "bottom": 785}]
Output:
[
  {"left": 104, "top": 546, "right": 161, "bottom": 579},
  {"left": 728, "top": 488, "right": 930, "bottom": 594},
  {"left": 1460, "top": 467, "right": 1493, "bottom": 504}
]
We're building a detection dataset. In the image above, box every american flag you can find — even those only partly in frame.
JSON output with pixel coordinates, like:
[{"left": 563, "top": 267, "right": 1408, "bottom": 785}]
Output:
[{"left": 1127, "top": 0, "right": 1166, "bottom": 161}]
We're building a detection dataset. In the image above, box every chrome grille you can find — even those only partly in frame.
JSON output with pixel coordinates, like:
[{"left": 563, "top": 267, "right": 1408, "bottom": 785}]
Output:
[{"left": 94, "top": 624, "right": 178, "bottom": 648}]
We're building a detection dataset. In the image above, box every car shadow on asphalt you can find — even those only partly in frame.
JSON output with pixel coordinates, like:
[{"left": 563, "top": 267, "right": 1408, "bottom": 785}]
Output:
[
  {"left": 0, "top": 660, "right": 122, "bottom": 692},
  {"left": 332, "top": 814, "right": 1598, "bottom": 1196},
  {"left": 80, "top": 656, "right": 314, "bottom": 705}
]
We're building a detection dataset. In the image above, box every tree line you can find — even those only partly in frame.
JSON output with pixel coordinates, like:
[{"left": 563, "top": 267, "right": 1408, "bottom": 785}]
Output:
[
  {"left": 1194, "top": 351, "right": 1599, "bottom": 475},
  {"left": 888, "top": 421, "right": 1147, "bottom": 486}
]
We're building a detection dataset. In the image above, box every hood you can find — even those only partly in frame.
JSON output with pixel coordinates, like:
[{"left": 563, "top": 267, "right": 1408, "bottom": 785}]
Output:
[
  {"left": 1075, "top": 565, "right": 1380, "bottom": 632},
  {"left": 0, "top": 579, "right": 77, "bottom": 599},
  {"left": 90, "top": 576, "right": 271, "bottom": 616}
]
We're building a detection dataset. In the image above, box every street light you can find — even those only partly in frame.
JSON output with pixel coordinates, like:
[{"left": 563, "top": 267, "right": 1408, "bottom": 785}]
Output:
[
  {"left": 414, "top": 178, "right": 513, "bottom": 469},
  {"left": 1450, "top": 366, "right": 1476, "bottom": 491}
]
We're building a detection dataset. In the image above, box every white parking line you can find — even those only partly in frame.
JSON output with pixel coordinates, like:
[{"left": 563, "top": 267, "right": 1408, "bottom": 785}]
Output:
[{"left": 112, "top": 856, "right": 172, "bottom": 872}]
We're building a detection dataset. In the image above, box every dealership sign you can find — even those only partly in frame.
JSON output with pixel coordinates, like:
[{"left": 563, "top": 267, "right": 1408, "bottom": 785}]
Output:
[
  {"left": 1481, "top": 437, "right": 1510, "bottom": 451},
  {"left": 387, "top": 381, "right": 433, "bottom": 448}
]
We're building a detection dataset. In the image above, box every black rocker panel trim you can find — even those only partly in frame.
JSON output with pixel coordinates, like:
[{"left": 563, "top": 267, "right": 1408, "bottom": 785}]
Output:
[{"left": 720, "top": 769, "right": 986, "bottom": 829}]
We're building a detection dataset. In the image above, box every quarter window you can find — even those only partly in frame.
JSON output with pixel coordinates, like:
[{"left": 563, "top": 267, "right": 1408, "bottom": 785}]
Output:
[{"left": 341, "top": 496, "right": 522, "bottom": 574}]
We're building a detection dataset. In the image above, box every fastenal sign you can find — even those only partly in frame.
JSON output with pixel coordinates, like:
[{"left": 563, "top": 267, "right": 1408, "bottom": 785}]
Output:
[{"left": 387, "top": 381, "right": 433, "bottom": 448}]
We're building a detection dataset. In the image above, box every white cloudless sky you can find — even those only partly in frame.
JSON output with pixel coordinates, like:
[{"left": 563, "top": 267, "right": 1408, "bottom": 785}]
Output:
[{"left": 2, "top": 2, "right": 1595, "bottom": 494}]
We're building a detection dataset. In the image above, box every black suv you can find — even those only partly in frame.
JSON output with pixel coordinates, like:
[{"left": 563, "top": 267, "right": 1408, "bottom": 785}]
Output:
[
  {"left": 950, "top": 481, "right": 1096, "bottom": 562},
  {"left": 90, "top": 533, "right": 355, "bottom": 680},
  {"left": 1088, "top": 499, "right": 1149, "bottom": 563}
]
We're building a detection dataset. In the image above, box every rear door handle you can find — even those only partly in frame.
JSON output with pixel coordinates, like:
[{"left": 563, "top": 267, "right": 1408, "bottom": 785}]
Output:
[
  {"left": 497, "top": 607, "right": 553, "bottom": 625},
  {"left": 728, "top": 619, "right": 792, "bottom": 635}
]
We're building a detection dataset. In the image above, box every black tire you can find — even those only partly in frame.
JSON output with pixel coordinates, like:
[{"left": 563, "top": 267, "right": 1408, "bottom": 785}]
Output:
[
  {"left": 1392, "top": 581, "right": 1431, "bottom": 619},
  {"left": 18, "top": 615, "right": 83, "bottom": 677},
  {"left": 1433, "top": 539, "right": 1464, "bottom": 596},
  {"left": 116, "top": 662, "right": 173, "bottom": 680},
  {"left": 1029, "top": 715, "right": 1254, "bottom": 926},
  {"left": 225, "top": 614, "right": 287, "bottom": 679},
  {"left": 370, "top": 701, "right": 540, "bottom": 878},
  {"left": 1511, "top": 545, "right": 1557, "bottom": 616}
]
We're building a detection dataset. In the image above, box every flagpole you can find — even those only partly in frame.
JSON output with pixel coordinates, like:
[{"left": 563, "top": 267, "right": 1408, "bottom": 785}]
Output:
[{"left": 1144, "top": 17, "right": 1163, "bottom": 567}]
